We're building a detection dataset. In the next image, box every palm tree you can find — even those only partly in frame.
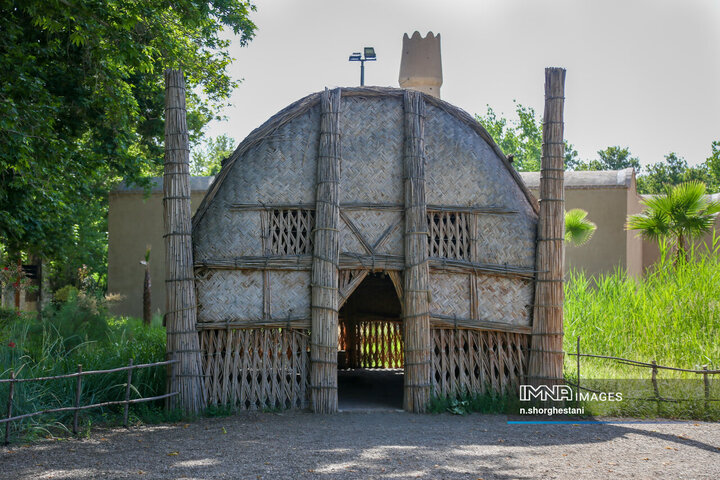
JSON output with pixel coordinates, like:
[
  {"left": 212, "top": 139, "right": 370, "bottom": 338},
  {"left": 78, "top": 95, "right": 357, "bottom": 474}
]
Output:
[
  {"left": 627, "top": 181, "right": 720, "bottom": 261},
  {"left": 565, "top": 209, "right": 596, "bottom": 246}
]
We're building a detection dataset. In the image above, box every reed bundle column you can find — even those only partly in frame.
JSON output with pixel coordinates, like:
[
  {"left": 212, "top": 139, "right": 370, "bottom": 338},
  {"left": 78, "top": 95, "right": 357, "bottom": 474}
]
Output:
[
  {"left": 402, "top": 90, "right": 432, "bottom": 412},
  {"left": 163, "top": 69, "right": 205, "bottom": 414},
  {"left": 528, "top": 67, "right": 566, "bottom": 386},
  {"left": 311, "top": 88, "right": 342, "bottom": 413}
]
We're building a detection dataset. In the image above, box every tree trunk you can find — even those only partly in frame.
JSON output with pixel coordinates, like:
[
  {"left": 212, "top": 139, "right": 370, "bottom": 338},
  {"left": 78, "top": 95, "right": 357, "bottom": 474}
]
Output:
[{"left": 143, "top": 265, "right": 151, "bottom": 326}]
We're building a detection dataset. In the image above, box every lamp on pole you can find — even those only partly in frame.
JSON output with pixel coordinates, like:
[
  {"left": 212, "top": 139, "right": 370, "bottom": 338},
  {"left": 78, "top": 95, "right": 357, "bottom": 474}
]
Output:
[{"left": 348, "top": 47, "right": 376, "bottom": 86}]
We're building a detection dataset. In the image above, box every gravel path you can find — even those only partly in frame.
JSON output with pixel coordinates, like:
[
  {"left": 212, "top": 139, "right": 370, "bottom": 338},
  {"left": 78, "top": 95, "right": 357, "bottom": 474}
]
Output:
[{"left": 1, "top": 412, "right": 719, "bottom": 479}]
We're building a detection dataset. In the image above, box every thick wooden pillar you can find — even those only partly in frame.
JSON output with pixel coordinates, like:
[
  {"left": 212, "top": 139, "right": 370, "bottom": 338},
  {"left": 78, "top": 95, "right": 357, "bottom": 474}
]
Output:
[
  {"left": 402, "top": 90, "right": 432, "bottom": 412},
  {"left": 310, "top": 88, "right": 342, "bottom": 413},
  {"left": 163, "top": 69, "right": 205, "bottom": 414},
  {"left": 528, "top": 67, "right": 566, "bottom": 386}
]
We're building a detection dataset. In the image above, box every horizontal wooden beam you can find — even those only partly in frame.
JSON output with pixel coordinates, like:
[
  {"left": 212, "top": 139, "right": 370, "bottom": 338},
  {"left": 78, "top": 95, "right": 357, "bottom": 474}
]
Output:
[
  {"left": 196, "top": 317, "right": 311, "bottom": 330},
  {"left": 195, "top": 255, "right": 536, "bottom": 279},
  {"left": 430, "top": 313, "right": 532, "bottom": 335},
  {"left": 229, "top": 202, "right": 517, "bottom": 215}
]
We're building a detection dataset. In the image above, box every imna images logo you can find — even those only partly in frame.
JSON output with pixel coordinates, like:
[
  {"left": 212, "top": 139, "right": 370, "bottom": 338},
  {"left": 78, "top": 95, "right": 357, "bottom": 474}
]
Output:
[{"left": 519, "top": 384, "right": 623, "bottom": 402}]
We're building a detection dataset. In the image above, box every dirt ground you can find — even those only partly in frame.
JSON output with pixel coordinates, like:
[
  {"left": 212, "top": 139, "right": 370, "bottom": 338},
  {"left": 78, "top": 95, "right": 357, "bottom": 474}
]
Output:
[{"left": 1, "top": 411, "right": 719, "bottom": 480}]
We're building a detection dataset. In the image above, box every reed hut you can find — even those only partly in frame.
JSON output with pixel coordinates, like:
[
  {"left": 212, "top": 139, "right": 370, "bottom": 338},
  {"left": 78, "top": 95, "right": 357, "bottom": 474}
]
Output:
[{"left": 189, "top": 78, "right": 565, "bottom": 413}]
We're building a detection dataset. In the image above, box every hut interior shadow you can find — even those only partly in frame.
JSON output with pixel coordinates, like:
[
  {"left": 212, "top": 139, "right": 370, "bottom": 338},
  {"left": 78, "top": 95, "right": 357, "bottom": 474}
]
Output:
[{"left": 337, "top": 272, "right": 404, "bottom": 410}]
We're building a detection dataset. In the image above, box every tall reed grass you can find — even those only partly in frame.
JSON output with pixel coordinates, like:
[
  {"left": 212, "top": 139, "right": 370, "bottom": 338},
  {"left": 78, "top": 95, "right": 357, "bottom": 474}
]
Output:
[
  {"left": 564, "top": 240, "right": 720, "bottom": 378},
  {"left": 0, "top": 296, "right": 168, "bottom": 440}
]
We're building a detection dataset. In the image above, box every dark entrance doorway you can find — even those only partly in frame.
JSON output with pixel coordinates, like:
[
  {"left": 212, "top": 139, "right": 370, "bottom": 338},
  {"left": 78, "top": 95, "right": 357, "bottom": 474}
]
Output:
[{"left": 337, "top": 272, "right": 404, "bottom": 410}]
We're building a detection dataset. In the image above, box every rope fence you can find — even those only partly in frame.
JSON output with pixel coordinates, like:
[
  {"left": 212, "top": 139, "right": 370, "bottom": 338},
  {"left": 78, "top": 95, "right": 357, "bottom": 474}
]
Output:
[
  {"left": 2, "top": 358, "right": 179, "bottom": 445},
  {"left": 567, "top": 336, "right": 719, "bottom": 408}
]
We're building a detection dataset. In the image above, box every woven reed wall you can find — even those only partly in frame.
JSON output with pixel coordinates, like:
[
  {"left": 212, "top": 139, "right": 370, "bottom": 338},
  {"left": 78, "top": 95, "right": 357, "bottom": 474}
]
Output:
[
  {"left": 200, "top": 328, "right": 309, "bottom": 409},
  {"left": 189, "top": 87, "right": 543, "bottom": 410},
  {"left": 195, "top": 211, "right": 263, "bottom": 262},
  {"left": 196, "top": 269, "right": 264, "bottom": 323},
  {"left": 430, "top": 272, "right": 471, "bottom": 318},
  {"left": 194, "top": 105, "right": 321, "bottom": 262},
  {"left": 431, "top": 328, "right": 529, "bottom": 398},
  {"left": 476, "top": 214, "right": 537, "bottom": 268},
  {"left": 340, "top": 209, "right": 404, "bottom": 256},
  {"left": 339, "top": 96, "right": 404, "bottom": 205}
]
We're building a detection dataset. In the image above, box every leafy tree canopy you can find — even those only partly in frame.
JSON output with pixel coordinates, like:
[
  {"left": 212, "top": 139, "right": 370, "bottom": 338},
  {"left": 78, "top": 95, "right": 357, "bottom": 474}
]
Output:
[
  {"left": 190, "top": 134, "right": 236, "bottom": 176},
  {"left": 476, "top": 102, "right": 584, "bottom": 172},
  {"left": 573, "top": 146, "right": 641, "bottom": 172},
  {"left": 0, "top": 0, "right": 256, "bottom": 260}
]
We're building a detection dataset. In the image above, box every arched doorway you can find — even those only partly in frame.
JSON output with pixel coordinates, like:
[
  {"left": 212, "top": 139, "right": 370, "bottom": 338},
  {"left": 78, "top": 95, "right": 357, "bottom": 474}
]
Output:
[{"left": 337, "top": 272, "right": 404, "bottom": 410}]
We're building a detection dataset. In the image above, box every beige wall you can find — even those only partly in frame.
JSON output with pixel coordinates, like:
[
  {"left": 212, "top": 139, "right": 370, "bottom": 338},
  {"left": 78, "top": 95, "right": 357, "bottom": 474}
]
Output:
[
  {"left": 527, "top": 186, "right": 631, "bottom": 278},
  {"left": 107, "top": 189, "right": 206, "bottom": 319},
  {"left": 625, "top": 181, "right": 644, "bottom": 277}
]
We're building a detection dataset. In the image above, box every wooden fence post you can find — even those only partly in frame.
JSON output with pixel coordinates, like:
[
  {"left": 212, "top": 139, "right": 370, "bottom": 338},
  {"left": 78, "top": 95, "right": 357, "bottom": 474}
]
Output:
[
  {"left": 4, "top": 371, "right": 14, "bottom": 445},
  {"left": 73, "top": 364, "right": 82, "bottom": 435},
  {"left": 124, "top": 359, "right": 134, "bottom": 428},
  {"left": 703, "top": 366, "right": 710, "bottom": 411},
  {"left": 576, "top": 336, "right": 581, "bottom": 390}
]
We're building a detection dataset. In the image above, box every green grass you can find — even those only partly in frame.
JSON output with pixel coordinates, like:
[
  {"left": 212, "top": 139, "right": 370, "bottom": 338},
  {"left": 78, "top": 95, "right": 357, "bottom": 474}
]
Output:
[
  {"left": 563, "top": 242, "right": 720, "bottom": 419},
  {"left": 0, "top": 295, "right": 170, "bottom": 442}
]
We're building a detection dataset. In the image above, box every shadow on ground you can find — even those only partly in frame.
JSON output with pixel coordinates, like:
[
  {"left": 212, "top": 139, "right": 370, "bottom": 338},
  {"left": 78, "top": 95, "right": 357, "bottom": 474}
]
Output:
[{"left": 1, "top": 411, "right": 719, "bottom": 479}]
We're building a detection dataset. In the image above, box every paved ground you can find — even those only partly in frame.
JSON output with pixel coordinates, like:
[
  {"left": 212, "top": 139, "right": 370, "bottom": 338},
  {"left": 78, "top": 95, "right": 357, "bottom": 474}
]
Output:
[{"left": 1, "top": 412, "right": 719, "bottom": 479}]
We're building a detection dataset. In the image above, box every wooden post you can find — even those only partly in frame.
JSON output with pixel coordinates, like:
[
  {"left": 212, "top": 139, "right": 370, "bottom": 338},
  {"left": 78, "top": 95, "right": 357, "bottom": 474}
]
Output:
[
  {"left": 123, "top": 359, "right": 134, "bottom": 428},
  {"left": 402, "top": 90, "right": 431, "bottom": 412},
  {"left": 528, "top": 68, "right": 566, "bottom": 387},
  {"left": 73, "top": 364, "right": 82, "bottom": 435},
  {"left": 163, "top": 69, "right": 205, "bottom": 414},
  {"left": 310, "top": 88, "right": 342, "bottom": 413},
  {"left": 4, "top": 371, "right": 14, "bottom": 445},
  {"left": 703, "top": 366, "right": 710, "bottom": 411},
  {"left": 576, "top": 336, "right": 580, "bottom": 390}
]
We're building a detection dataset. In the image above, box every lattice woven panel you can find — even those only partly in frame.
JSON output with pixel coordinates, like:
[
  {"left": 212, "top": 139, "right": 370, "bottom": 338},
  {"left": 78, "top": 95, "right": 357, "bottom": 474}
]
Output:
[
  {"left": 269, "top": 209, "right": 314, "bottom": 255},
  {"left": 200, "top": 328, "right": 309, "bottom": 409},
  {"left": 476, "top": 214, "right": 537, "bottom": 268},
  {"left": 431, "top": 329, "right": 529, "bottom": 398},
  {"left": 339, "top": 96, "right": 403, "bottom": 204},
  {"left": 476, "top": 275, "right": 533, "bottom": 326},
  {"left": 339, "top": 320, "right": 403, "bottom": 369},
  {"left": 427, "top": 211, "right": 470, "bottom": 260}
]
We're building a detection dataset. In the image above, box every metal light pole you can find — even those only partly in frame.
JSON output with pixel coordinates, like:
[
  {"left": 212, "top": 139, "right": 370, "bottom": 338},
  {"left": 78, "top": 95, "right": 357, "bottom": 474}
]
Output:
[{"left": 348, "top": 47, "right": 377, "bottom": 86}]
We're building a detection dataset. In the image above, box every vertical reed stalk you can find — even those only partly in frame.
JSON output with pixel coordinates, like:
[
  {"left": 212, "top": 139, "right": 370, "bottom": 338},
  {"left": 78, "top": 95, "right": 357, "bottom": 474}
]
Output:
[
  {"left": 163, "top": 69, "right": 205, "bottom": 414},
  {"left": 402, "top": 90, "right": 431, "bottom": 412},
  {"left": 310, "top": 88, "right": 342, "bottom": 413},
  {"left": 528, "top": 67, "right": 566, "bottom": 386}
]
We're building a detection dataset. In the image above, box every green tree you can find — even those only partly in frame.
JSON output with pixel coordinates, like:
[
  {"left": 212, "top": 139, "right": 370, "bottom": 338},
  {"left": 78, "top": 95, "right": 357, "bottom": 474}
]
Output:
[
  {"left": 191, "top": 134, "right": 236, "bottom": 176},
  {"left": 0, "top": 1, "right": 256, "bottom": 287},
  {"left": 565, "top": 209, "right": 597, "bottom": 246},
  {"left": 627, "top": 181, "right": 720, "bottom": 261},
  {"left": 476, "top": 102, "right": 577, "bottom": 172},
  {"left": 574, "top": 146, "right": 641, "bottom": 172},
  {"left": 635, "top": 153, "right": 711, "bottom": 194}
]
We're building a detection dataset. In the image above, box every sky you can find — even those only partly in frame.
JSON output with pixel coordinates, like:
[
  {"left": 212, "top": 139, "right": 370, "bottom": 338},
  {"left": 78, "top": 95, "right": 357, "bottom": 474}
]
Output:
[{"left": 205, "top": 0, "right": 720, "bottom": 168}]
